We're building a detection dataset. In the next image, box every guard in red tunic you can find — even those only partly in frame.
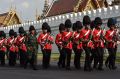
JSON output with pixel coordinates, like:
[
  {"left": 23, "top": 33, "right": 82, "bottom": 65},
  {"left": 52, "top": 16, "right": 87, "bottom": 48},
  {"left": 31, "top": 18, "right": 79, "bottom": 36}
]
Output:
[
  {"left": 0, "top": 31, "right": 7, "bottom": 66},
  {"left": 7, "top": 29, "right": 17, "bottom": 66},
  {"left": 55, "top": 23, "right": 65, "bottom": 68},
  {"left": 79, "top": 15, "right": 92, "bottom": 71},
  {"left": 105, "top": 18, "right": 117, "bottom": 70},
  {"left": 61, "top": 19, "right": 73, "bottom": 70},
  {"left": 73, "top": 21, "right": 83, "bottom": 69},
  {"left": 17, "top": 27, "right": 27, "bottom": 67},
  {"left": 38, "top": 22, "right": 54, "bottom": 69},
  {"left": 92, "top": 17, "right": 104, "bottom": 70}
]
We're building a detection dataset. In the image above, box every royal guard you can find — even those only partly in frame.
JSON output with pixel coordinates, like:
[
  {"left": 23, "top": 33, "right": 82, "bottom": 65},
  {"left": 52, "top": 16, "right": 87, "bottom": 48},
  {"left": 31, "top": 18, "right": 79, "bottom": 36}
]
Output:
[
  {"left": 55, "top": 23, "right": 65, "bottom": 68},
  {"left": 105, "top": 18, "right": 117, "bottom": 70},
  {"left": 73, "top": 21, "right": 83, "bottom": 69},
  {"left": 14, "top": 32, "right": 19, "bottom": 65},
  {"left": 7, "top": 29, "right": 16, "bottom": 66},
  {"left": 38, "top": 22, "right": 54, "bottom": 69},
  {"left": 72, "top": 22, "right": 77, "bottom": 54},
  {"left": 92, "top": 17, "right": 104, "bottom": 70},
  {"left": 24, "top": 25, "right": 38, "bottom": 70},
  {"left": 61, "top": 19, "right": 73, "bottom": 70},
  {"left": 0, "top": 31, "right": 7, "bottom": 66},
  {"left": 17, "top": 27, "right": 27, "bottom": 67},
  {"left": 90, "top": 20, "right": 96, "bottom": 66},
  {"left": 79, "top": 15, "right": 92, "bottom": 71}
]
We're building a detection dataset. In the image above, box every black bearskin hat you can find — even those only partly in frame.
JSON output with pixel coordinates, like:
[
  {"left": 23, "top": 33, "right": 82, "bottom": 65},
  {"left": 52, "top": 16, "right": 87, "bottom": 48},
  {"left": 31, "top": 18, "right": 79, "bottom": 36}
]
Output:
[
  {"left": 94, "top": 17, "right": 102, "bottom": 27},
  {"left": 83, "top": 15, "right": 91, "bottom": 26},
  {"left": 107, "top": 18, "right": 117, "bottom": 28},
  {"left": 90, "top": 20, "right": 95, "bottom": 29},
  {"left": 1, "top": 31, "right": 6, "bottom": 38},
  {"left": 0, "top": 31, "right": 2, "bottom": 37},
  {"left": 47, "top": 25, "right": 51, "bottom": 33},
  {"left": 42, "top": 22, "right": 49, "bottom": 30},
  {"left": 72, "top": 23, "right": 77, "bottom": 31},
  {"left": 65, "top": 19, "right": 72, "bottom": 28},
  {"left": 76, "top": 21, "right": 83, "bottom": 30},
  {"left": 29, "top": 25, "right": 35, "bottom": 32},
  {"left": 19, "top": 27, "right": 25, "bottom": 34},
  {"left": 9, "top": 29, "right": 14, "bottom": 36},
  {"left": 14, "top": 32, "right": 17, "bottom": 38},
  {"left": 59, "top": 23, "right": 65, "bottom": 31}
]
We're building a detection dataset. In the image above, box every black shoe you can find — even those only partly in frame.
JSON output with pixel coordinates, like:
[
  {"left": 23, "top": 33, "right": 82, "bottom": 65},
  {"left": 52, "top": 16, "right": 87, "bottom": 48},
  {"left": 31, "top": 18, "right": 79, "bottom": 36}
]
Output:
[
  {"left": 112, "top": 66, "right": 117, "bottom": 70},
  {"left": 33, "top": 67, "right": 38, "bottom": 70},
  {"left": 98, "top": 68, "right": 104, "bottom": 71},
  {"left": 66, "top": 67, "right": 71, "bottom": 70},
  {"left": 105, "top": 62, "right": 108, "bottom": 67},
  {"left": 108, "top": 65, "right": 112, "bottom": 70}
]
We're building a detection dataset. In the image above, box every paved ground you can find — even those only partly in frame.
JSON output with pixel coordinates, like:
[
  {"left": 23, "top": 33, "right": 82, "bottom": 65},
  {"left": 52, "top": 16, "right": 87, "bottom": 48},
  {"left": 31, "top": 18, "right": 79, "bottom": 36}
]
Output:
[{"left": 0, "top": 61, "right": 120, "bottom": 79}]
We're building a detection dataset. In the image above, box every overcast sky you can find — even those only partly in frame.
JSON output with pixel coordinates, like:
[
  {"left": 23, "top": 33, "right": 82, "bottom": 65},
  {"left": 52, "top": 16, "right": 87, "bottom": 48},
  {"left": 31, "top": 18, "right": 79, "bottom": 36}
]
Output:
[
  {"left": 0, "top": 0, "right": 52, "bottom": 22},
  {"left": 0, "top": 0, "right": 114, "bottom": 22}
]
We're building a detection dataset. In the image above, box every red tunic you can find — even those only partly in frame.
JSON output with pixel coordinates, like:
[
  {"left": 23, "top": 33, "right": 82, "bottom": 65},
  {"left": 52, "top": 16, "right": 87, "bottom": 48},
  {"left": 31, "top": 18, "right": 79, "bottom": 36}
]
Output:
[
  {"left": 0, "top": 38, "right": 7, "bottom": 52},
  {"left": 7, "top": 37, "right": 16, "bottom": 52},
  {"left": 73, "top": 32, "right": 82, "bottom": 49},
  {"left": 79, "top": 29, "right": 93, "bottom": 48},
  {"left": 92, "top": 28, "right": 104, "bottom": 48},
  {"left": 16, "top": 35, "right": 27, "bottom": 52},
  {"left": 55, "top": 33, "right": 62, "bottom": 48},
  {"left": 38, "top": 33, "right": 53, "bottom": 50},
  {"left": 62, "top": 31, "right": 73, "bottom": 49},
  {"left": 104, "top": 29, "right": 116, "bottom": 48}
]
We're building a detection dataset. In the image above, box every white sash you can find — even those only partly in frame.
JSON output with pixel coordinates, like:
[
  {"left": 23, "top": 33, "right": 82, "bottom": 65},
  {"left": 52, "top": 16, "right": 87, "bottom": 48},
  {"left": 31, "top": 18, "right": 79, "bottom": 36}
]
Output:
[
  {"left": 65, "top": 32, "right": 71, "bottom": 37},
  {"left": 0, "top": 39, "right": 4, "bottom": 44},
  {"left": 75, "top": 34, "right": 80, "bottom": 38},
  {"left": 97, "top": 30, "right": 101, "bottom": 36},
  {"left": 110, "top": 31, "right": 114, "bottom": 36},
  {"left": 19, "top": 37, "right": 24, "bottom": 42},
  {"left": 42, "top": 33, "right": 48, "bottom": 39},
  {"left": 10, "top": 38, "right": 14, "bottom": 44},
  {"left": 84, "top": 30, "right": 90, "bottom": 36}
]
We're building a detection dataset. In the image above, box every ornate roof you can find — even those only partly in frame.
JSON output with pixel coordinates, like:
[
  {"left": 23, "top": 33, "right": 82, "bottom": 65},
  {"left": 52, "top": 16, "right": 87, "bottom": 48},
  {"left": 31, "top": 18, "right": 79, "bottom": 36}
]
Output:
[
  {"left": 0, "top": 10, "right": 21, "bottom": 26},
  {"left": 46, "top": 0, "right": 108, "bottom": 17}
]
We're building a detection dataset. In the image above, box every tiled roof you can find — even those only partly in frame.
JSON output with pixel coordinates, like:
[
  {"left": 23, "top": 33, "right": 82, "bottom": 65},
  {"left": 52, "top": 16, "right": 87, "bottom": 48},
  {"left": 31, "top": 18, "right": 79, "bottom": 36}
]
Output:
[{"left": 46, "top": 0, "right": 108, "bottom": 17}]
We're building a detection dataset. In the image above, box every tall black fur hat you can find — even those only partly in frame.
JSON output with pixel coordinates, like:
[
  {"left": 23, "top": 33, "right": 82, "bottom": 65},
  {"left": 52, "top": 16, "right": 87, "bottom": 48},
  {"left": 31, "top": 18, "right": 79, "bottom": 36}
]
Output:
[
  {"left": 83, "top": 15, "right": 91, "bottom": 26},
  {"left": 72, "top": 23, "right": 77, "bottom": 31},
  {"left": 94, "top": 17, "right": 102, "bottom": 27},
  {"left": 90, "top": 20, "right": 95, "bottom": 29},
  {"left": 1, "top": 31, "right": 6, "bottom": 38},
  {"left": 65, "top": 19, "right": 72, "bottom": 28},
  {"left": 47, "top": 25, "right": 51, "bottom": 33},
  {"left": 14, "top": 32, "right": 17, "bottom": 37},
  {"left": 9, "top": 29, "right": 14, "bottom": 36},
  {"left": 76, "top": 21, "right": 83, "bottom": 29},
  {"left": 107, "top": 18, "right": 117, "bottom": 28},
  {"left": 42, "top": 22, "right": 49, "bottom": 30},
  {"left": 29, "top": 25, "right": 35, "bottom": 32},
  {"left": 59, "top": 23, "right": 65, "bottom": 31},
  {"left": 19, "top": 27, "right": 25, "bottom": 34}
]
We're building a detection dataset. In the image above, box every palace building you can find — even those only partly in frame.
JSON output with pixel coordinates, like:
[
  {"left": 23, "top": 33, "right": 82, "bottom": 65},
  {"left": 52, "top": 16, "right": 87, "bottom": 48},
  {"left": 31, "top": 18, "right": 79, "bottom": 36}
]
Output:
[
  {"left": 41, "top": 0, "right": 108, "bottom": 18},
  {"left": 0, "top": 9, "right": 21, "bottom": 27}
]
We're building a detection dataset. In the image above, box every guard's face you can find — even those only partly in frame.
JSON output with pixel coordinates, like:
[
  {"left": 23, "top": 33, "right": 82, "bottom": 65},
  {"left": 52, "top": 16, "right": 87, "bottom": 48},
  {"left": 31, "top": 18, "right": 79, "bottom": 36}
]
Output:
[
  {"left": 31, "top": 30, "right": 35, "bottom": 34},
  {"left": 42, "top": 29, "right": 47, "bottom": 33},
  {"left": 85, "top": 25, "right": 90, "bottom": 29},
  {"left": 110, "top": 25, "right": 115, "bottom": 30}
]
